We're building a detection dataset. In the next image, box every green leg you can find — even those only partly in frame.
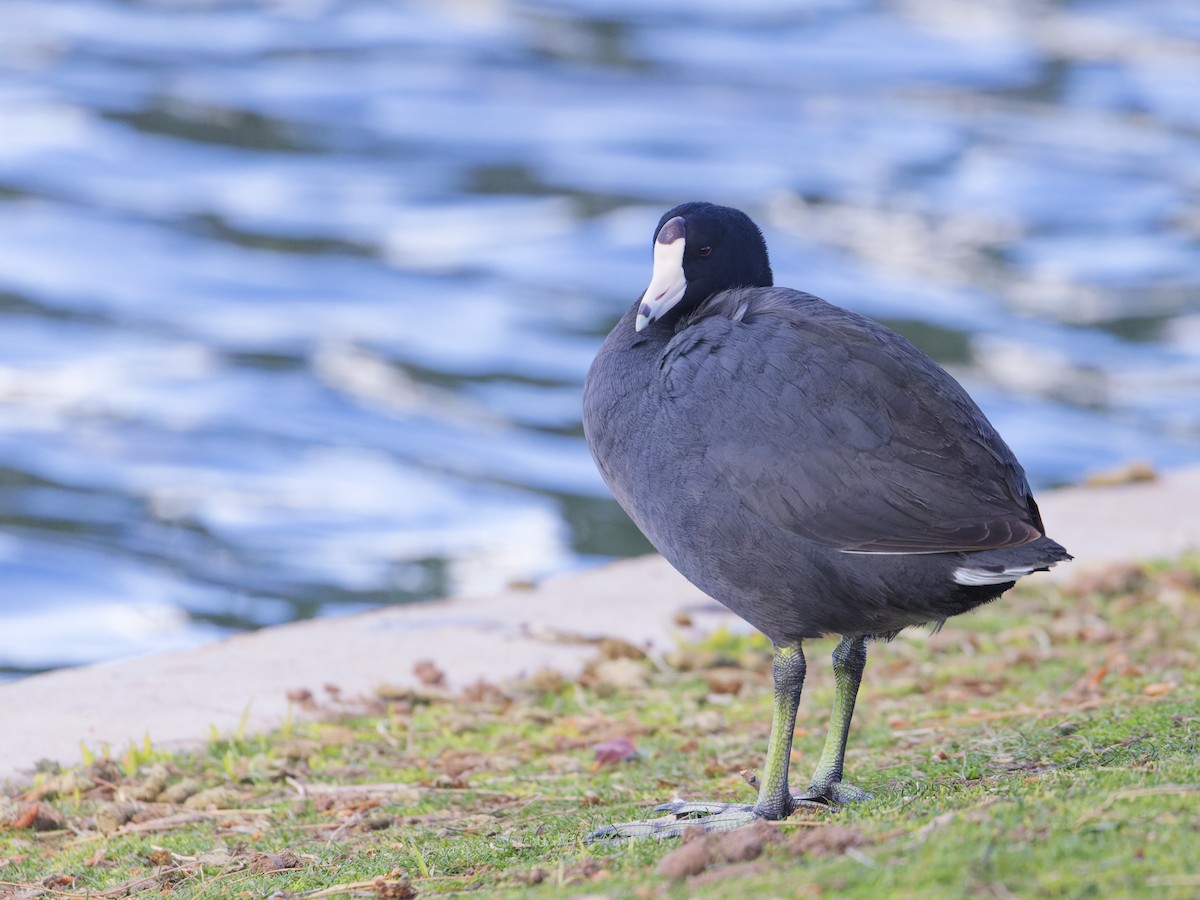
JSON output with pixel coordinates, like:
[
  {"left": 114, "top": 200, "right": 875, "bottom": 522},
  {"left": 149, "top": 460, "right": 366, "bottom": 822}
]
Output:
[
  {"left": 802, "top": 635, "right": 871, "bottom": 804},
  {"left": 751, "top": 642, "right": 806, "bottom": 819},
  {"left": 586, "top": 642, "right": 807, "bottom": 841}
]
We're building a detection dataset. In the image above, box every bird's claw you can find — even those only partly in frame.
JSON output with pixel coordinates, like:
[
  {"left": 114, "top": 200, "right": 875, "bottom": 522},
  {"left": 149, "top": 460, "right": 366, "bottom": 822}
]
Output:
[
  {"left": 585, "top": 802, "right": 762, "bottom": 842},
  {"left": 654, "top": 800, "right": 745, "bottom": 817},
  {"left": 797, "top": 781, "right": 872, "bottom": 806}
]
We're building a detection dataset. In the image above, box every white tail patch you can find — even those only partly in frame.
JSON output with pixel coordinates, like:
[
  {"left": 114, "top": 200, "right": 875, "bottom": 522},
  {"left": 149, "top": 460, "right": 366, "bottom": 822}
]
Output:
[{"left": 952, "top": 564, "right": 1039, "bottom": 586}]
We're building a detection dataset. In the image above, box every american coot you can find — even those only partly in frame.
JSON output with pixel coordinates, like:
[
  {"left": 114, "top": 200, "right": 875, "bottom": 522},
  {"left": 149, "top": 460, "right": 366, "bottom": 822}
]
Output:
[{"left": 582, "top": 202, "right": 1070, "bottom": 839}]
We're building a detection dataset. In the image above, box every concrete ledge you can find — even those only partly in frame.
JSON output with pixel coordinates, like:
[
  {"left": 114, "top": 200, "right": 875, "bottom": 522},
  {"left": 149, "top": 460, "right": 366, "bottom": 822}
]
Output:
[{"left": 3, "top": 466, "right": 1198, "bottom": 781}]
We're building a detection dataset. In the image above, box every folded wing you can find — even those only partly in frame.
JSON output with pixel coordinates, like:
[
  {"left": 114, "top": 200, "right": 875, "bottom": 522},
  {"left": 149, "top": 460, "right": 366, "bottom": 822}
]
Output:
[{"left": 658, "top": 289, "right": 1045, "bottom": 554}]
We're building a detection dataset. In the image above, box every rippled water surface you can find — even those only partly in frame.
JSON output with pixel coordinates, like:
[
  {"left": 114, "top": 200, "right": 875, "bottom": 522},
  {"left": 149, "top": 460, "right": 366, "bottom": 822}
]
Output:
[{"left": 2, "top": 0, "right": 1198, "bottom": 675}]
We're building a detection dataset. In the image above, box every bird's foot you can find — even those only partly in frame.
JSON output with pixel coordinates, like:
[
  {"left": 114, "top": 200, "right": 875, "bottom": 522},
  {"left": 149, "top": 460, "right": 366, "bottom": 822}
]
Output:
[
  {"left": 585, "top": 801, "right": 763, "bottom": 842},
  {"left": 797, "top": 781, "right": 872, "bottom": 806}
]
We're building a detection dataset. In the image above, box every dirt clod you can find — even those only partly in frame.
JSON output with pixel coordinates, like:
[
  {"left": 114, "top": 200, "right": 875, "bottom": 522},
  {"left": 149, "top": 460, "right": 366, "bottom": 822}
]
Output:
[
  {"left": 13, "top": 802, "right": 66, "bottom": 831},
  {"left": 184, "top": 787, "right": 243, "bottom": 810},
  {"left": 588, "top": 657, "right": 651, "bottom": 691},
  {"left": 598, "top": 637, "right": 648, "bottom": 661},
  {"left": 788, "top": 824, "right": 866, "bottom": 859},
  {"left": 718, "top": 819, "right": 779, "bottom": 861},
  {"left": 95, "top": 800, "right": 141, "bottom": 834},
  {"left": 249, "top": 849, "right": 305, "bottom": 874},
  {"left": 160, "top": 777, "right": 203, "bottom": 805},
  {"left": 413, "top": 659, "right": 446, "bottom": 687},
  {"left": 657, "top": 820, "right": 781, "bottom": 880},
  {"left": 373, "top": 869, "right": 417, "bottom": 898}
]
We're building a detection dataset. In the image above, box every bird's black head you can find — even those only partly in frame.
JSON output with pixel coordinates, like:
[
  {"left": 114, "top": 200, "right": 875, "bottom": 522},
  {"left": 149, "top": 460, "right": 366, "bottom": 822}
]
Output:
[{"left": 636, "top": 202, "right": 774, "bottom": 332}]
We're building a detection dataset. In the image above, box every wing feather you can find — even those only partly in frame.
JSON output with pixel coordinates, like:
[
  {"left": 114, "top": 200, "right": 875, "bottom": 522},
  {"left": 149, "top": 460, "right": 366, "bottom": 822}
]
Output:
[{"left": 657, "top": 288, "right": 1043, "bottom": 554}]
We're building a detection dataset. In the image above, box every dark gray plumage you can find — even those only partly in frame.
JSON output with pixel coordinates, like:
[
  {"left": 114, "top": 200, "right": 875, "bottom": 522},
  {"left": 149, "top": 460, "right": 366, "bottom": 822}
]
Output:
[{"left": 582, "top": 202, "right": 1070, "bottom": 839}]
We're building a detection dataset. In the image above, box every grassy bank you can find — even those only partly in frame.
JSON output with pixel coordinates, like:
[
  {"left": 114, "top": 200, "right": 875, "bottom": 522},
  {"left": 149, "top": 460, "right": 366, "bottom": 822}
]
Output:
[{"left": 2, "top": 558, "right": 1198, "bottom": 898}]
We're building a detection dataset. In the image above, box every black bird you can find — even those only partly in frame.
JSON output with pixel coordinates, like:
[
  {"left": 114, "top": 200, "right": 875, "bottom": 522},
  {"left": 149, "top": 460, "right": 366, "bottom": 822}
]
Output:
[{"left": 582, "top": 202, "right": 1070, "bottom": 838}]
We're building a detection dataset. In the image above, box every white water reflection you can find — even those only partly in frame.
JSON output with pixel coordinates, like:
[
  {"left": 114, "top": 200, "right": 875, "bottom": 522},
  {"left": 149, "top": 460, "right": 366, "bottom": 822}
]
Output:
[{"left": 1, "top": 0, "right": 1198, "bottom": 675}]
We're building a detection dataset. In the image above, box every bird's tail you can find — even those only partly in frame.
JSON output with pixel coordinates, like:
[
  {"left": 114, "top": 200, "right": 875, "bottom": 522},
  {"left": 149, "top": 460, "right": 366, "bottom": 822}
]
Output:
[{"left": 952, "top": 536, "right": 1071, "bottom": 586}]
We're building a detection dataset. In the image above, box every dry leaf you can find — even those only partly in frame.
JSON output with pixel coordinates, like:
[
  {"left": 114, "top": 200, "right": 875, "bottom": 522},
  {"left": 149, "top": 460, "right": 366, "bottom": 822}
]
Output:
[{"left": 592, "top": 737, "right": 638, "bottom": 768}]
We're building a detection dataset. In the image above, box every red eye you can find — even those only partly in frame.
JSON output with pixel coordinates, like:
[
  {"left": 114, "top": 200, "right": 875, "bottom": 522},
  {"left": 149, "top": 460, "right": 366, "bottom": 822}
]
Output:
[{"left": 698, "top": 246, "right": 713, "bottom": 257}]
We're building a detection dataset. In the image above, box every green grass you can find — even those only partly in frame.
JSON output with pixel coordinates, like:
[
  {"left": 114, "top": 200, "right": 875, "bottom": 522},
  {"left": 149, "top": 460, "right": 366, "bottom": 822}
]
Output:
[{"left": 2, "top": 558, "right": 1199, "bottom": 898}]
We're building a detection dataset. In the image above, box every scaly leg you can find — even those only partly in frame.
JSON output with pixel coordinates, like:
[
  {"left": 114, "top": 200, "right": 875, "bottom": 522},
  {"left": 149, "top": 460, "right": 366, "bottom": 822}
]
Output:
[
  {"left": 586, "top": 642, "right": 808, "bottom": 841},
  {"left": 799, "top": 635, "right": 871, "bottom": 804}
]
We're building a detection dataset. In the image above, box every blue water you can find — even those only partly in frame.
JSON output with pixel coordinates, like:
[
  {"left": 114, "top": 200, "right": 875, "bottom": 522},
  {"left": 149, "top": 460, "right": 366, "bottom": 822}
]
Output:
[{"left": 2, "top": 0, "right": 1198, "bottom": 676}]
